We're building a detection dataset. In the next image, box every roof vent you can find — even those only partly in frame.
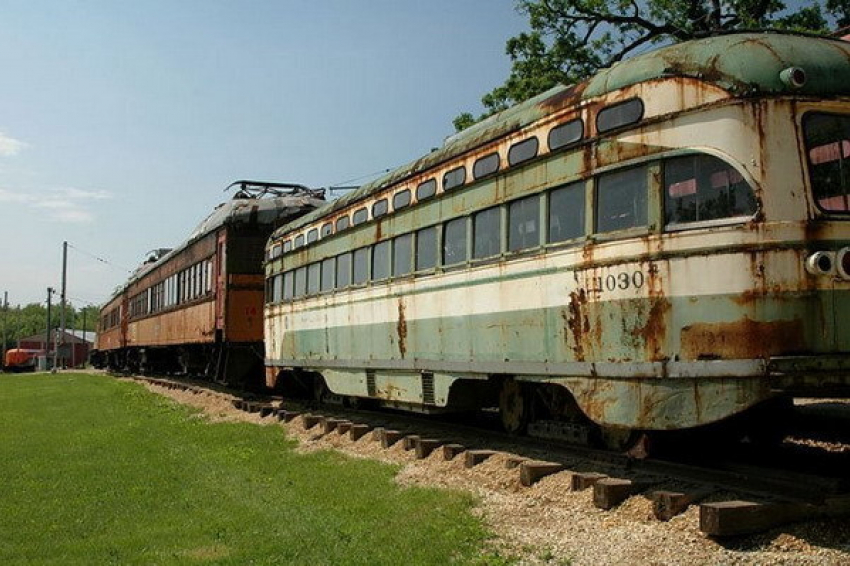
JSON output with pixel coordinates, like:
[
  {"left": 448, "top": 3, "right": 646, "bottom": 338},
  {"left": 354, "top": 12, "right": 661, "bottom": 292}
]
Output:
[{"left": 779, "top": 66, "right": 807, "bottom": 89}]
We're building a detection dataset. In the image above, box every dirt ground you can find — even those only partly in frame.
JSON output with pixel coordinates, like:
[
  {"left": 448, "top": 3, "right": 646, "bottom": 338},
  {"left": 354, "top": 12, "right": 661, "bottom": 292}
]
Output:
[{"left": 138, "top": 381, "right": 850, "bottom": 566}]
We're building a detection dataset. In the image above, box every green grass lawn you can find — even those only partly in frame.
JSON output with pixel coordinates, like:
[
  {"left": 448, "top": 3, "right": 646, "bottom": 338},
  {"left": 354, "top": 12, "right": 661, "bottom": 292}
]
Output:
[{"left": 0, "top": 373, "right": 490, "bottom": 565}]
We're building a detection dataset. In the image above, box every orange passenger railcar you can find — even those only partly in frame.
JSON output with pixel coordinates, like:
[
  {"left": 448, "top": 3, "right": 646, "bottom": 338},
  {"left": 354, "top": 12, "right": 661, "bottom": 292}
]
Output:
[{"left": 90, "top": 181, "right": 324, "bottom": 388}]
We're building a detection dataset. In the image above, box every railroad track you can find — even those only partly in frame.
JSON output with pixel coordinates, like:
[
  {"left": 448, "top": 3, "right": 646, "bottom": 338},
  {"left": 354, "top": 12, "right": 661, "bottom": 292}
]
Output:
[{"left": 127, "top": 374, "right": 850, "bottom": 538}]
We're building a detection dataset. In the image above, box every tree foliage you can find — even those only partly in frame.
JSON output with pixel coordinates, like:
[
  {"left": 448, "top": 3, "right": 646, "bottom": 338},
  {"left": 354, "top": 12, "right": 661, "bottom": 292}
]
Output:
[
  {"left": 1, "top": 303, "right": 98, "bottom": 351},
  {"left": 454, "top": 0, "right": 850, "bottom": 131}
]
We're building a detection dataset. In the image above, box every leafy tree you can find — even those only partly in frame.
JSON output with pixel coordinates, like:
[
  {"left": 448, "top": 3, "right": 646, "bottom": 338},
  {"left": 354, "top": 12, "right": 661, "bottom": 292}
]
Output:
[
  {"left": 454, "top": 0, "right": 850, "bottom": 131},
  {"left": 1, "top": 302, "right": 99, "bottom": 352}
]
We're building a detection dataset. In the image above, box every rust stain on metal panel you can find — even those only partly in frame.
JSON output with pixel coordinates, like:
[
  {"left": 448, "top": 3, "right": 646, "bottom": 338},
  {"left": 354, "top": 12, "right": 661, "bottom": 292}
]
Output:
[
  {"left": 564, "top": 289, "right": 590, "bottom": 361},
  {"left": 680, "top": 317, "right": 805, "bottom": 360},
  {"left": 397, "top": 299, "right": 407, "bottom": 358}
]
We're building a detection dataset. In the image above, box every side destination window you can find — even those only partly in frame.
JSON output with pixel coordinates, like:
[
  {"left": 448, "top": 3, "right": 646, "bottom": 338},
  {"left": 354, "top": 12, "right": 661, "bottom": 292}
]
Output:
[
  {"left": 597, "top": 98, "right": 644, "bottom": 133},
  {"left": 283, "top": 240, "right": 292, "bottom": 253},
  {"left": 548, "top": 181, "right": 585, "bottom": 243},
  {"left": 803, "top": 112, "right": 850, "bottom": 212},
  {"left": 353, "top": 207, "right": 368, "bottom": 225},
  {"left": 283, "top": 271, "right": 294, "bottom": 300},
  {"left": 307, "top": 263, "right": 320, "bottom": 295},
  {"left": 508, "top": 195, "right": 540, "bottom": 252},
  {"left": 508, "top": 137, "right": 539, "bottom": 166},
  {"left": 321, "top": 223, "right": 333, "bottom": 238},
  {"left": 307, "top": 228, "right": 318, "bottom": 244},
  {"left": 596, "top": 166, "right": 648, "bottom": 233},
  {"left": 393, "top": 233, "right": 413, "bottom": 277},
  {"left": 393, "top": 189, "right": 411, "bottom": 210},
  {"left": 664, "top": 154, "right": 757, "bottom": 226},
  {"left": 443, "top": 166, "right": 466, "bottom": 191},
  {"left": 548, "top": 119, "right": 583, "bottom": 151},
  {"left": 294, "top": 234, "right": 305, "bottom": 249},
  {"left": 353, "top": 247, "right": 369, "bottom": 284},
  {"left": 336, "top": 252, "right": 352, "bottom": 288},
  {"left": 416, "top": 178, "right": 437, "bottom": 201},
  {"left": 443, "top": 217, "right": 467, "bottom": 265},
  {"left": 321, "top": 257, "right": 335, "bottom": 292},
  {"left": 372, "top": 198, "right": 389, "bottom": 218},
  {"left": 294, "top": 266, "right": 308, "bottom": 298},
  {"left": 416, "top": 226, "right": 437, "bottom": 271},
  {"left": 372, "top": 240, "right": 390, "bottom": 281},
  {"left": 473, "top": 206, "right": 502, "bottom": 259},
  {"left": 336, "top": 216, "right": 350, "bottom": 232},
  {"left": 473, "top": 152, "right": 500, "bottom": 179}
]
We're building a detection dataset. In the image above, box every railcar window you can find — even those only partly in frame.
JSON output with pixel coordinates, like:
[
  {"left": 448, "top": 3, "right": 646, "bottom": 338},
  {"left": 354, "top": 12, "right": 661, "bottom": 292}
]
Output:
[
  {"left": 307, "top": 263, "right": 320, "bottom": 295},
  {"left": 393, "top": 189, "right": 411, "bottom": 210},
  {"left": 321, "top": 257, "right": 336, "bottom": 292},
  {"left": 353, "top": 207, "right": 369, "bottom": 225},
  {"left": 443, "top": 166, "right": 467, "bottom": 191},
  {"left": 372, "top": 241, "right": 390, "bottom": 281},
  {"left": 283, "top": 271, "right": 294, "bottom": 300},
  {"left": 416, "top": 226, "right": 437, "bottom": 270},
  {"left": 307, "top": 229, "right": 318, "bottom": 244},
  {"left": 596, "top": 166, "right": 648, "bottom": 233},
  {"left": 336, "top": 216, "right": 350, "bottom": 232},
  {"left": 353, "top": 247, "right": 369, "bottom": 284},
  {"left": 596, "top": 98, "right": 644, "bottom": 133},
  {"left": 508, "top": 137, "right": 539, "bottom": 166},
  {"left": 294, "top": 234, "right": 305, "bottom": 249},
  {"left": 393, "top": 233, "right": 413, "bottom": 277},
  {"left": 294, "top": 266, "right": 307, "bottom": 298},
  {"left": 474, "top": 206, "right": 502, "bottom": 259},
  {"left": 283, "top": 240, "right": 292, "bottom": 253},
  {"left": 443, "top": 217, "right": 467, "bottom": 265},
  {"left": 508, "top": 195, "right": 540, "bottom": 252},
  {"left": 321, "top": 223, "right": 333, "bottom": 238},
  {"left": 473, "top": 152, "right": 501, "bottom": 179},
  {"left": 336, "top": 252, "right": 352, "bottom": 288},
  {"left": 664, "top": 154, "right": 757, "bottom": 226},
  {"left": 372, "top": 198, "right": 389, "bottom": 218},
  {"left": 416, "top": 178, "right": 437, "bottom": 200},
  {"left": 270, "top": 243, "right": 282, "bottom": 259},
  {"left": 549, "top": 182, "right": 585, "bottom": 243},
  {"left": 548, "top": 119, "right": 584, "bottom": 151},
  {"left": 272, "top": 274, "right": 283, "bottom": 303},
  {"left": 804, "top": 112, "right": 850, "bottom": 212}
]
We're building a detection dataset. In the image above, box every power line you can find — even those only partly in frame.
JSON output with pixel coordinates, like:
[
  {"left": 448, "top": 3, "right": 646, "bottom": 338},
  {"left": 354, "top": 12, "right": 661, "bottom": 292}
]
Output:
[
  {"left": 66, "top": 243, "right": 132, "bottom": 272},
  {"left": 328, "top": 166, "right": 396, "bottom": 189}
]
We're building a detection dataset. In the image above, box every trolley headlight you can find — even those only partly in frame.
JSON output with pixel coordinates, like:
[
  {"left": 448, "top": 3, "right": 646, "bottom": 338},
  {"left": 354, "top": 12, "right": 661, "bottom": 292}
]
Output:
[
  {"left": 837, "top": 247, "right": 850, "bottom": 280},
  {"left": 805, "top": 251, "right": 836, "bottom": 277},
  {"left": 780, "top": 66, "right": 807, "bottom": 90}
]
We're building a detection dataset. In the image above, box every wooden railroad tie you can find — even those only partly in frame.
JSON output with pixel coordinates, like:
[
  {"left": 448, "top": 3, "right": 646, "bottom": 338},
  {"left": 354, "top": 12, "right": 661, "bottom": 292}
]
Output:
[
  {"left": 301, "top": 414, "right": 321, "bottom": 430},
  {"left": 277, "top": 409, "right": 300, "bottom": 423},
  {"left": 464, "top": 450, "right": 498, "bottom": 468},
  {"left": 519, "top": 461, "right": 565, "bottom": 487},
  {"left": 593, "top": 477, "right": 658, "bottom": 510},
  {"left": 259, "top": 406, "right": 275, "bottom": 418},
  {"left": 571, "top": 472, "right": 608, "bottom": 491},
  {"left": 504, "top": 456, "right": 530, "bottom": 470},
  {"left": 380, "top": 430, "right": 404, "bottom": 448},
  {"left": 349, "top": 424, "right": 372, "bottom": 441},
  {"left": 700, "top": 496, "right": 850, "bottom": 537},
  {"left": 652, "top": 489, "right": 713, "bottom": 521},
  {"left": 335, "top": 421, "right": 353, "bottom": 435},
  {"left": 370, "top": 427, "right": 385, "bottom": 441},
  {"left": 402, "top": 435, "right": 420, "bottom": 451},
  {"left": 442, "top": 444, "right": 466, "bottom": 461},
  {"left": 231, "top": 399, "right": 244, "bottom": 410},
  {"left": 414, "top": 439, "right": 443, "bottom": 459},
  {"left": 319, "top": 417, "right": 342, "bottom": 435}
]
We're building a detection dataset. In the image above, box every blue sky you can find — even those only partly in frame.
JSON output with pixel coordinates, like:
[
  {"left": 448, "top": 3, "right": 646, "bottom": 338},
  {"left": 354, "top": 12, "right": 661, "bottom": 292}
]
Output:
[{"left": 0, "top": 1, "right": 525, "bottom": 307}]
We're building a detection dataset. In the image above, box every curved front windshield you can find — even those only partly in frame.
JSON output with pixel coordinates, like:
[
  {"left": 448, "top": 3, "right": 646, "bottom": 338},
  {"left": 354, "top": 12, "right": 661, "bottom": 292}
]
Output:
[{"left": 804, "top": 112, "right": 850, "bottom": 213}]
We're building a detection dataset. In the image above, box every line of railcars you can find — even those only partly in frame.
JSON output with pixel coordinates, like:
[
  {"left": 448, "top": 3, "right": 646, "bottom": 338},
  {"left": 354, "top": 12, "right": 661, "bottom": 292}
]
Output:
[
  {"left": 263, "top": 32, "right": 850, "bottom": 447},
  {"left": 90, "top": 182, "right": 325, "bottom": 388}
]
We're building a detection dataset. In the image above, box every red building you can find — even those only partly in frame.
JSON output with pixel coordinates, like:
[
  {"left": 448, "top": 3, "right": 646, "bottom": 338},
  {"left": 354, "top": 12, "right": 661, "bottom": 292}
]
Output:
[{"left": 18, "top": 329, "right": 96, "bottom": 368}]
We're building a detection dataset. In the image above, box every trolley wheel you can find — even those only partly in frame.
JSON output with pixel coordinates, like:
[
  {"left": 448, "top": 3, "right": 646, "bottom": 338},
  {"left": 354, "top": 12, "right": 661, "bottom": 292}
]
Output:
[
  {"left": 499, "top": 378, "right": 529, "bottom": 434},
  {"left": 598, "top": 427, "right": 649, "bottom": 456}
]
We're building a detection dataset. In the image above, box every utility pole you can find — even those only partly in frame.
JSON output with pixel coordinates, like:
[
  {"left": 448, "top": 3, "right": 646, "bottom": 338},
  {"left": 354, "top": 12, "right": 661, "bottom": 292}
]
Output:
[
  {"left": 1, "top": 291, "right": 7, "bottom": 369},
  {"left": 46, "top": 287, "right": 53, "bottom": 370},
  {"left": 60, "top": 241, "right": 68, "bottom": 369}
]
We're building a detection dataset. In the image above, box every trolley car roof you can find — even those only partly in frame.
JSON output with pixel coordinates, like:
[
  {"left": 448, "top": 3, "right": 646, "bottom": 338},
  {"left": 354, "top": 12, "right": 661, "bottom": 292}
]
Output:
[{"left": 274, "top": 31, "right": 850, "bottom": 238}]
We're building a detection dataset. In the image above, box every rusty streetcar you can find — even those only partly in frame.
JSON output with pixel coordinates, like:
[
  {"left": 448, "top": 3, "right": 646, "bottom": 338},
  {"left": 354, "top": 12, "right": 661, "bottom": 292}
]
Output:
[
  {"left": 263, "top": 33, "right": 850, "bottom": 448},
  {"left": 91, "top": 182, "right": 324, "bottom": 387}
]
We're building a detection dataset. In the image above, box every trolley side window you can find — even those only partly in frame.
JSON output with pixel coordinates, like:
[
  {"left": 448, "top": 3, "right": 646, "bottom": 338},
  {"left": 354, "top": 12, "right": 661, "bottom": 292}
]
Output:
[
  {"left": 353, "top": 247, "right": 369, "bottom": 285},
  {"left": 416, "top": 226, "right": 437, "bottom": 271},
  {"left": 321, "top": 257, "right": 335, "bottom": 292},
  {"left": 393, "top": 233, "right": 413, "bottom": 277},
  {"left": 596, "top": 165, "right": 648, "bottom": 233},
  {"left": 804, "top": 112, "right": 850, "bottom": 213},
  {"left": 548, "top": 181, "right": 585, "bottom": 243},
  {"left": 372, "top": 240, "right": 390, "bottom": 281},
  {"left": 283, "top": 271, "right": 294, "bottom": 300},
  {"left": 664, "top": 154, "right": 757, "bottom": 226},
  {"left": 307, "top": 263, "right": 320, "bottom": 295},
  {"left": 508, "top": 194, "right": 540, "bottom": 252},
  {"left": 336, "top": 252, "right": 352, "bottom": 288},
  {"left": 473, "top": 206, "right": 502, "bottom": 259},
  {"left": 443, "top": 217, "right": 467, "bottom": 266}
]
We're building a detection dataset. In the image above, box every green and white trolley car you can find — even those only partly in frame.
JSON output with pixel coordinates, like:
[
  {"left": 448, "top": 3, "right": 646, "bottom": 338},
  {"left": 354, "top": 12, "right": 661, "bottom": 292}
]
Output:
[{"left": 263, "top": 32, "right": 850, "bottom": 447}]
